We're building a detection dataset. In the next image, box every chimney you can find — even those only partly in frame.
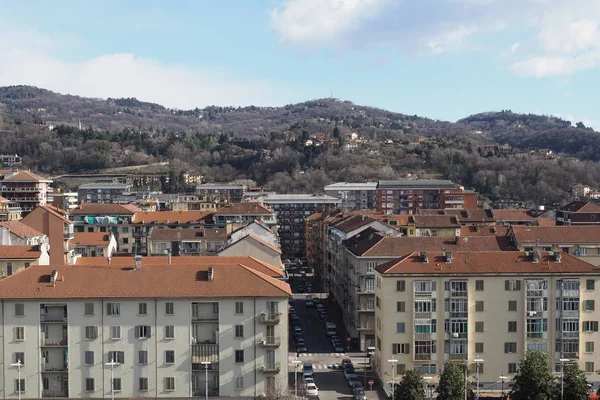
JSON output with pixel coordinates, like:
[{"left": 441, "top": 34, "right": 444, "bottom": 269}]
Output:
[
  {"left": 167, "top": 248, "right": 172, "bottom": 265},
  {"left": 107, "top": 256, "right": 112, "bottom": 265},
  {"left": 50, "top": 270, "right": 58, "bottom": 284},
  {"left": 444, "top": 251, "right": 452, "bottom": 263},
  {"left": 134, "top": 254, "right": 143, "bottom": 270},
  {"left": 553, "top": 251, "right": 562, "bottom": 263},
  {"left": 418, "top": 251, "right": 429, "bottom": 263},
  {"left": 207, "top": 266, "right": 214, "bottom": 281},
  {"left": 455, "top": 237, "right": 460, "bottom": 245}
]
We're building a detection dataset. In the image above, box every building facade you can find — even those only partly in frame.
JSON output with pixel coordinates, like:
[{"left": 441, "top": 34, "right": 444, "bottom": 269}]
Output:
[
  {"left": 0, "top": 197, "right": 22, "bottom": 222},
  {"left": 556, "top": 202, "right": 600, "bottom": 226},
  {"left": 21, "top": 206, "right": 75, "bottom": 265},
  {"left": 77, "top": 183, "right": 133, "bottom": 204},
  {"left": 0, "top": 171, "right": 52, "bottom": 214},
  {"left": 196, "top": 184, "right": 246, "bottom": 204},
  {"left": 324, "top": 182, "right": 378, "bottom": 210}
]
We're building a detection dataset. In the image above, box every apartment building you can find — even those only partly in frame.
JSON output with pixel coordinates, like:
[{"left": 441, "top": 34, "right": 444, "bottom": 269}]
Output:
[
  {"left": 21, "top": 206, "right": 76, "bottom": 265},
  {"left": 417, "top": 209, "right": 496, "bottom": 226},
  {"left": 0, "top": 171, "right": 52, "bottom": 214},
  {"left": 214, "top": 203, "right": 277, "bottom": 231},
  {"left": 262, "top": 194, "right": 341, "bottom": 257},
  {"left": 373, "top": 251, "right": 600, "bottom": 393},
  {"left": 556, "top": 201, "right": 600, "bottom": 226},
  {"left": 492, "top": 209, "right": 543, "bottom": 226},
  {"left": 77, "top": 183, "right": 133, "bottom": 204},
  {"left": 72, "top": 232, "right": 118, "bottom": 258},
  {"left": 160, "top": 194, "right": 227, "bottom": 212},
  {"left": 0, "top": 244, "right": 49, "bottom": 276},
  {"left": 196, "top": 184, "right": 246, "bottom": 204},
  {"left": 0, "top": 262, "right": 291, "bottom": 399},
  {"left": 0, "top": 196, "right": 22, "bottom": 222},
  {"left": 324, "top": 182, "right": 378, "bottom": 210},
  {"left": 412, "top": 216, "right": 461, "bottom": 237},
  {"left": 48, "top": 192, "right": 78, "bottom": 212},
  {"left": 340, "top": 232, "right": 511, "bottom": 351},
  {"left": 219, "top": 234, "right": 283, "bottom": 269},
  {"left": 0, "top": 154, "right": 22, "bottom": 167},
  {"left": 148, "top": 228, "right": 227, "bottom": 256},
  {"left": 376, "top": 180, "right": 477, "bottom": 215},
  {"left": 0, "top": 221, "right": 45, "bottom": 246}
]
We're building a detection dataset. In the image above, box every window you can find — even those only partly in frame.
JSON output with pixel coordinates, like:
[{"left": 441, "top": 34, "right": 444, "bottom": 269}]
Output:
[
  {"left": 397, "top": 302, "right": 405, "bottom": 312},
  {"left": 108, "top": 351, "right": 124, "bottom": 364},
  {"left": 15, "top": 379, "right": 25, "bottom": 393},
  {"left": 586, "top": 341, "right": 595, "bottom": 353},
  {"left": 107, "top": 303, "right": 120, "bottom": 316},
  {"left": 475, "top": 280, "right": 484, "bottom": 291},
  {"left": 113, "top": 378, "right": 122, "bottom": 392},
  {"left": 414, "top": 281, "right": 435, "bottom": 293},
  {"left": 396, "top": 280, "right": 406, "bottom": 292},
  {"left": 14, "top": 352, "right": 25, "bottom": 365},
  {"left": 235, "top": 301, "right": 244, "bottom": 314},
  {"left": 392, "top": 343, "right": 410, "bottom": 354},
  {"left": 584, "top": 300, "right": 595, "bottom": 311},
  {"left": 377, "top": 337, "right": 381, "bottom": 351},
  {"left": 475, "top": 322, "right": 484, "bottom": 332},
  {"left": 110, "top": 326, "right": 121, "bottom": 340},
  {"left": 84, "top": 303, "right": 94, "bottom": 316},
  {"left": 85, "top": 326, "right": 98, "bottom": 340},
  {"left": 235, "top": 350, "right": 244, "bottom": 363},
  {"left": 165, "top": 302, "right": 174, "bottom": 315},
  {"left": 165, "top": 325, "right": 175, "bottom": 339},
  {"left": 165, "top": 350, "right": 175, "bottom": 364},
  {"left": 84, "top": 351, "right": 94, "bottom": 365},
  {"left": 587, "top": 279, "right": 595, "bottom": 290},
  {"left": 138, "top": 303, "right": 148, "bottom": 315},
  {"left": 475, "top": 342, "right": 484, "bottom": 353},
  {"left": 505, "top": 280, "right": 521, "bottom": 291},
  {"left": 558, "top": 318, "right": 580, "bottom": 333},
  {"left": 475, "top": 301, "right": 484, "bottom": 312},
  {"left": 14, "top": 303, "right": 24, "bottom": 317},
  {"left": 586, "top": 362, "right": 595, "bottom": 373},
  {"left": 508, "top": 321, "right": 517, "bottom": 332},
  {"left": 583, "top": 321, "right": 599, "bottom": 332},
  {"left": 139, "top": 350, "right": 148, "bottom": 364},
  {"left": 14, "top": 327, "right": 24, "bottom": 341},
  {"left": 235, "top": 325, "right": 244, "bottom": 338},
  {"left": 136, "top": 325, "right": 151, "bottom": 339},
  {"left": 213, "top": 303, "right": 219, "bottom": 313},
  {"left": 580, "top": 248, "right": 589, "bottom": 256},
  {"left": 122, "top": 227, "right": 129, "bottom": 233},
  {"left": 508, "top": 363, "right": 517, "bottom": 374},
  {"left": 508, "top": 301, "right": 517, "bottom": 312},
  {"left": 85, "top": 378, "right": 95, "bottom": 392},
  {"left": 376, "top": 296, "right": 380, "bottom": 309},
  {"left": 366, "top": 261, "right": 377, "bottom": 274},
  {"left": 235, "top": 377, "right": 244, "bottom": 390},
  {"left": 165, "top": 377, "right": 175, "bottom": 391},
  {"left": 139, "top": 377, "right": 148, "bottom": 392},
  {"left": 396, "top": 323, "right": 405, "bottom": 333},
  {"left": 504, "top": 342, "right": 517, "bottom": 353}
]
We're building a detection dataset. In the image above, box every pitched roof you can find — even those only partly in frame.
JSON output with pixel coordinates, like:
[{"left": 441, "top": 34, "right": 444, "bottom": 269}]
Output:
[
  {"left": 225, "top": 233, "right": 282, "bottom": 255},
  {"left": 133, "top": 211, "right": 212, "bottom": 224},
  {"left": 460, "top": 225, "right": 509, "bottom": 237},
  {"left": 37, "top": 205, "right": 72, "bottom": 224},
  {"left": 492, "top": 209, "right": 537, "bottom": 221},
  {"left": 418, "top": 209, "right": 495, "bottom": 223},
  {"left": 333, "top": 215, "right": 377, "bottom": 233},
  {"left": 70, "top": 203, "right": 137, "bottom": 215},
  {"left": 0, "top": 221, "right": 44, "bottom": 238},
  {"left": 1, "top": 170, "right": 51, "bottom": 182},
  {"left": 214, "top": 202, "right": 273, "bottom": 215},
  {"left": 511, "top": 226, "right": 600, "bottom": 245},
  {"left": 0, "top": 245, "right": 41, "bottom": 260},
  {"left": 73, "top": 232, "right": 112, "bottom": 246},
  {"left": 149, "top": 227, "right": 227, "bottom": 241},
  {"left": 343, "top": 227, "right": 386, "bottom": 256},
  {"left": 350, "top": 235, "right": 513, "bottom": 257},
  {"left": 75, "top": 255, "right": 284, "bottom": 278},
  {"left": 0, "top": 263, "right": 291, "bottom": 299},
  {"left": 376, "top": 251, "right": 600, "bottom": 275},
  {"left": 413, "top": 215, "right": 461, "bottom": 228},
  {"left": 0, "top": 196, "right": 8, "bottom": 203}
]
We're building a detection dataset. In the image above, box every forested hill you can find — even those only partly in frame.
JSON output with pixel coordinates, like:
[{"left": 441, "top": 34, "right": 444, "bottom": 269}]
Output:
[{"left": 1, "top": 85, "right": 600, "bottom": 207}]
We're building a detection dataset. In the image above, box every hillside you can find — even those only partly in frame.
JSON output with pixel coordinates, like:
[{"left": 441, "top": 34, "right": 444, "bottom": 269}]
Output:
[{"left": 1, "top": 85, "right": 600, "bottom": 207}]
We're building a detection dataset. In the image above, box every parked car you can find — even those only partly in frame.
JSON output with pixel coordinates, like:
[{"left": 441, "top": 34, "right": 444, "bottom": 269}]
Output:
[
  {"left": 326, "top": 327, "right": 337, "bottom": 337},
  {"left": 348, "top": 377, "right": 360, "bottom": 389},
  {"left": 294, "top": 333, "right": 304, "bottom": 341},
  {"left": 294, "top": 326, "right": 302, "bottom": 334},
  {"left": 333, "top": 343, "right": 345, "bottom": 352},
  {"left": 297, "top": 345, "right": 308, "bottom": 353},
  {"left": 306, "top": 300, "right": 314, "bottom": 308},
  {"left": 351, "top": 382, "right": 363, "bottom": 393},
  {"left": 345, "top": 369, "right": 358, "bottom": 382},
  {"left": 354, "top": 388, "right": 367, "bottom": 400},
  {"left": 306, "top": 383, "right": 319, "bottom": 397},
  {"left": 303, "top": 363, "right": 314, "bottom": 374},
  {"left": 303, "top": 371, "right": 314, "bottom": 380},
  {"left": 297, "top": 338, "right": 305, "bottom": 347}
]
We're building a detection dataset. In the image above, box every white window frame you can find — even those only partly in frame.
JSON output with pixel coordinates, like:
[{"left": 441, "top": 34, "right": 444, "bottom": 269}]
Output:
[{"left": 110, "top": 326, "right": 121, "bottom": 340}]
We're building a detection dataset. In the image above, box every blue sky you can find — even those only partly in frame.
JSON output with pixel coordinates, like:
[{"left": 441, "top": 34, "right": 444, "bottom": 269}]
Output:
[{"left": 0, "top": 0, "right": 599, "bottom": 127}]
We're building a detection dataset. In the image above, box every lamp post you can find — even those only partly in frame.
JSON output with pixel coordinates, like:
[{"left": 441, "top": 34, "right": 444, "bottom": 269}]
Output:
[
  {"left": 474, "top": 356, "right": 484, "bottom": 400},
  {"left": 499, "top": 375, "right": 508, "bottom": 400},
  {"left": 292, "top": 360, "right": 302, "bottom": 399},
  {"left": 423, "top": 376, "right": 432, "bottom": 400},
  {"left": 105, "top": 358, "right": 118, "bottom": 400},
  {"left": 200, "top": 361, "right": 211, "bottom": 400},
  {"left": 11, "top": 359, "right": 22, "bottom": 400},
  {"left": 559, "top": 358, "right": 570, "bottom": 400},
  {"left": 388, "top": 359, "right": 398, "bottom": 398}
]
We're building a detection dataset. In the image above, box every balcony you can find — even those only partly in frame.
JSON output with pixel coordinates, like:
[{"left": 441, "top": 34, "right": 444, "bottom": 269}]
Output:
[
  {"left": 2, "top": 186, "right": 42, "bottom": 192},
  {"left": 260, "top": 362, "right": 281, "bottom": 373},
  {"left": 260, "top": 337, "right": 281, "bottom": 348},
  {"left": 414, "top": 354, "right": 432, "bottom": 361},
  {"left": 356, "top": 304, "right": 375, "bottom": 312},
  {"left": 562, "top": 352, "right": 579, "bottom": 360},
  {"left": 41, "top": 337, "right": 68, "bottom": 347},
  {"left": 41, "top": 364, "right": 68, "bottom": 372},
  {"left": 192, "top": 343, "right": 219, "bottom": 363},
  {"left": 449, "top": 353, "right": 467, "bottom": 360},
  {"left": 414, "top": 333, "right": 433, "bottom": 341},
  {"left": 259, "top": 312, "right": 281, "bottom": 325},
  {"left": 415, "top": 312, "right": 432, "bottom": 319},
  {"left": 40, "top": 315, "right": 67, "bottom": 323},
  {"left": 42, "top": 390, "right": 69, "bottom": 398},
  {"left": 192, "top": 313, "right": 219, "bottom": 322},
  {"left": 356, "top": 287, "right": 375, "bottom": 294},
  {"left": 357, "top": 323, "right": 375, "bottom": 330},
  {"left": 450, "top": 291, "right": 467, "bottom": 298},
  {"left": 132, "top": 230, "right": 146, "bottom": 237}
]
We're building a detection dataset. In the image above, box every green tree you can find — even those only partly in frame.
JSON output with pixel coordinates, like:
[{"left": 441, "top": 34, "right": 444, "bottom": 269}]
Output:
[
  {"left": 436, "top": 362, "right": 467, "bottom": 400},
  {"left": 557, "top": 364, "right": 589, "bottom": 400},
  {"left": 394, "top": 369, "right": 425, "bottom": 400},
  {"left": 510, "top": 351, "right": 556, "bottom": 400}
]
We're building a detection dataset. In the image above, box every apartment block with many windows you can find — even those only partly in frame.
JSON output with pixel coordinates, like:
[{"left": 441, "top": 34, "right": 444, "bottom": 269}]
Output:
[
  {"left": 374, "top": 251, "right": 600, "bottom": 395},
  {"left": 0, "top": 262, "right": 290, "bottom": 399}
]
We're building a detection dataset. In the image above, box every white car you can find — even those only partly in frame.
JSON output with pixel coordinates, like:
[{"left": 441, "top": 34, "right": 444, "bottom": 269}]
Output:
[{"left": 306, "top": 383, "right": 319, "bottom": 397}]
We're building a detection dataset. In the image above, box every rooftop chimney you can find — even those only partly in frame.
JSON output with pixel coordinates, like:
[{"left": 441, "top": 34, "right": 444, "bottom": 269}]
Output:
[
  {"left": 167, "top": 249, "right": 172, "bottom": 265},
  {"left": 444, "top": 251, "right": 453, "bottom": 263},
  {"left": 553, "top": 251, "right": 562, "bottom": 263},
  {"left": 418, "top": 251, "right": 429, "bottom": 263},
  {"left": 207, "top": 266, "right": 214, "bottom": 281},
  {"left": 50, "top": 270, "right": 58, "bottom": 284},
  {"left": 107, "top": 256, "right": 112, "bottom": 265},
  {"left": 134, "top": 254, "right": 143, "bottom": 270}
]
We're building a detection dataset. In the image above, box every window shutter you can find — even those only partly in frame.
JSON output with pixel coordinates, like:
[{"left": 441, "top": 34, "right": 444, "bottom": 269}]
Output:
[
  {"left": 148, "top": 326, "right": 152, "bottom": 337},
  {"left": 135, "top": 326, "right": 140, "bottom": 338},
  {"left": 392, "top": 345, "right": 397, "bottom": 354},
  {"left": 405, "top": 344, "right": 410, "bottom": 354},
  {"left": 516, "top": 281, "right": 521, "bottom": 290},
  {"left": 119, "top": 351, "right": 125, "bottom": 364},
  {"left": 505, "top": 280, "right": 509, "bottom": 291}
]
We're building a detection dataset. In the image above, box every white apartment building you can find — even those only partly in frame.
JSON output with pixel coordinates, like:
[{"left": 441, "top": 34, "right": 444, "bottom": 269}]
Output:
[
  {"left": 0, "top": 262, "right": 291, "bottom": 399},
  {"left": 374, "top": 250, "right": 600, "bottom": 394}
]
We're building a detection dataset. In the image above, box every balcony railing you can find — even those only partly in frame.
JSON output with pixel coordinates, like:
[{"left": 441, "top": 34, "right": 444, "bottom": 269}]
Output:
[
  {"left": 41, "top": 337, "right": 68, "bottom": 346},
  {"left": 450, "top": 291, "right": 468, "bottom": 298},
  {"left": 192, "top": 343, "right": 219, "bottom": 363},
  {"left": 192, "top": 313, "right": 219, "bottom": 322},
  {"left": 41, "top": 365, "right": 68, "bottom": 372},
  {"left": 356, "top": 304, "right": 375, "bottom": 312},
  {"left": 357, "top": 323, "right": 375, "bottom": 330},
  {"left": 415, "top": 312, "right": 432, "bottom": 319},
  {"left": 260, "top": 337, "right": 281, "bottom": 348},
  {"left": 449, "top": 353, "right": 467, "bottom": 360},
  {"left": 356, "top": 287, "right": 375, "bottom": 294},
  {"left": 259, "top": 312, "right": 281, "bottom": 324},
  {"left": 414, "top": 354, "right": 432, "bottom": 361},
  {"left": 42, "top": 390, "right": 69, "bottom": 398},
  {"left": 40, "top": 315, "right": 67, "bottom": 323},
  {"left": 260, "top": 362, "right": 281, "bottom": 373}
]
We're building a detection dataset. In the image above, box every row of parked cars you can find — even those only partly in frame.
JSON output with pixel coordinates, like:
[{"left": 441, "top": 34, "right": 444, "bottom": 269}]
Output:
[
  {"left": 288, "top": 298, "right": 308, "bottom": 354},
  {"left": 301, "top": 363, "right": 319, "bottom": 397},
  {"left": 341, "top": 359, "right": 367, "bottom": 400}
]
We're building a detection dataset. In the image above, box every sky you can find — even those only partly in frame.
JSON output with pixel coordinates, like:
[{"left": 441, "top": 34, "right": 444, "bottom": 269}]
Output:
[{"left": 0, "top": 0, "right": 599, "bottom": 127}]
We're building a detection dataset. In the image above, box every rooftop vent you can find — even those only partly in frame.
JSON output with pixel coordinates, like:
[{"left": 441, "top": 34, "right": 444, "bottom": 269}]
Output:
[
  {"left": 134, "top": 254, "right": 143, "bottom": 269},
  {"left": 50, "top": 270, "right": 58, "bottom": 283},
  {"left": 444, "top": 251, "right": 453, "bottom": 263},
  {"left": 418, "top": 251, "right": 429, "bottom": 263},
  {"left": 553, "top": 252, "right": 562, "bottom": 263},
  {"left": 528, "top": 250, "right": 541, "bottom": 263},
  {"left": 207, "top": 266, "right": 214, "bottom": 281}
]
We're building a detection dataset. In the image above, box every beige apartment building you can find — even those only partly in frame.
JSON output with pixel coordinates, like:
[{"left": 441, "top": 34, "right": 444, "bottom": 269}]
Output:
[
  {"left": 0, "top": 261, "right": 290, "bottom": 399},
  {"left": 374, "top": 251, "right": 600, "bottom": 394}
]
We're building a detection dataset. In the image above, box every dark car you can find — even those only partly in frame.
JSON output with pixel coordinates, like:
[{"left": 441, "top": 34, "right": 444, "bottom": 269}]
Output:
[
  {"left": 297, "top": 345, "right": 308, "bottom": 353},
  {"left": 342, "top": 358, "right": 352, "bottom": 368}
]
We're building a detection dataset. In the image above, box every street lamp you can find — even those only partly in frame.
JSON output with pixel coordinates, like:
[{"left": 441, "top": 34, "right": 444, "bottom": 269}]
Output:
[
  {"left": 474, "top": 356, "right": 484, "bottom": 400},
  {"left": 105, "top": 358, "right": 118, "bottom": 400},
  {"left": 11, "top": 359, "right": 23, "bottom": 400},
  {"left": 560, "top": 358, "right": 570, "bottom": 400},
  {"left": 423, "top": 376, "right": 432, "bottom": 400},
  {"left": 292, "top": 360, "right": 302, "bottom": 399},
  {"left": 388, "top": 359, "right": 398, "bottom": 398},
  {"left": 200, "top": 361, "right": 211, "bottom": 400},
  {"left": 499, "top": 375, "right": 508, "bottom": 400}
]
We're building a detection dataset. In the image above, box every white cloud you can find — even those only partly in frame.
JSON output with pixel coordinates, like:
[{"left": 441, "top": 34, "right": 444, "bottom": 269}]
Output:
[
  {"left": 510, "top": 42, "right": 520, "bottom": 53},
  {"left": 426, "top": 25, "right": 478, "bottom": 54},
  {"left": 510, "top": 51, "right": 600, "bottom": 77}
]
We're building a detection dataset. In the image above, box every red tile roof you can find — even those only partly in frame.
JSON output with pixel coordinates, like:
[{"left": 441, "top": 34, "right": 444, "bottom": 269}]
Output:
[
  {"left": 413, "top": 215, "right": 461, "bottom": 228},
  {"left": 71, "top": 203, "right": 137, "bottom": 215},
  {"left": 150, "top": 228, "right": 227, "bottom": 241},
  {"left": 376, "top": 251, "right": 600, "bottom": 275},
  {"left": 559, "top": 201, "right": 600, "bottom": 213},
  {"left": 1, "top": 170, "right": 51, "bottom": 182},
  {"left": 0, "top": 263, "right": 291, "bottom": 299},
  {"left": 0, "top": 221, "right": 44, "bottom": 239},
  {"left": 0, "top": 245, "right": 41, "bottom": 260},
  {"left": 214, "top": 202, "right": 273, "bottom": 215},
  {"left": 492, "top": 209, "right": 537, "bottom": 221},
  {"left": 511, "top": 226, "right": 600, "bottom": 245},
  {"left": 357, "top": 236, "right": 513, "bottom": 257},
  {"left": 73, "top": 232, "right": 112, "bottom": 246},
  {"left": 418, "top": 209, "right": 496, "bottom": 223},
  {"left": 460, "top": 225, "right": 509, "bottom": 237},
  {"left": 134, "top": 211, "right": 212, "bottom": 224},
  {"left": 333, "top": 215, "right": 377, "bottom": 233}
]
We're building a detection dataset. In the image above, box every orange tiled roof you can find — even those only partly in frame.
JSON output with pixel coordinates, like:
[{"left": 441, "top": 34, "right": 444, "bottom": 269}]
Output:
[
  {"left": 492, "top": 209, "right": 537, "bottom": 221},
  {"left": 360, "top": 236, "right": 513, "bottom": 257},
  {"left": 70, "top": 203, "right": 137, "bottom": 215},
  {"left": 413, "top": 215, "right": 461, "bottom": 228},
  {"left": 214, "top": 202, "right": 272, "bottom": 215},
  {"left": 376, "top": 251, "right": 600, "bottom": 275},
  {"left": 38, "top": 205, "right": 72, "bottom": 224},
  {"left": 73, "top": 232, "right": 112, "bottom": 246},
  {"left": 0, "top": 263, "right": 291, "bottom": 299},
  {"left": 133, "top": 211, "right": 212, "bottom": 224},
  {"left": 1, "top": 170, "right": 50, "bottom": 182},
  {"left": 0, "top": 245, "right": 41, "bottom": 260},
  {"left": 0, "top": 221, "right": 44, "bottom": 239},
  {"left": 460, "top": 225, "right": 509, "bottom": 237},
  {"left": 511, "top": 226, "right": 600, "bottom": 245}
]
